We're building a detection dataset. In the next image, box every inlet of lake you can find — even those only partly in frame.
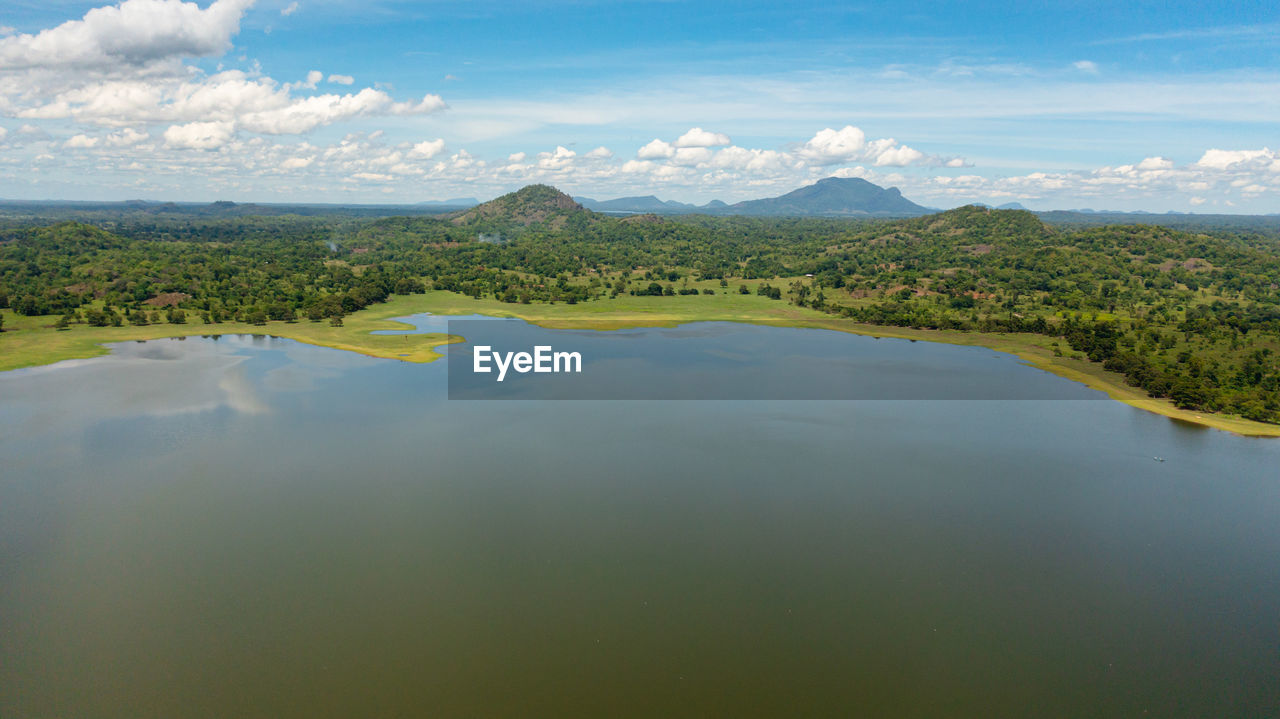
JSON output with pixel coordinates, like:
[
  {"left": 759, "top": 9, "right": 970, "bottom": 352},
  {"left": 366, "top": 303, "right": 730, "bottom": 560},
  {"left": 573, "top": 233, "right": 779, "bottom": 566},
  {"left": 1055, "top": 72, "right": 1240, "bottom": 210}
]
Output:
[{"left": 2, "top": 317, "right": 1278, "bottom": 717}]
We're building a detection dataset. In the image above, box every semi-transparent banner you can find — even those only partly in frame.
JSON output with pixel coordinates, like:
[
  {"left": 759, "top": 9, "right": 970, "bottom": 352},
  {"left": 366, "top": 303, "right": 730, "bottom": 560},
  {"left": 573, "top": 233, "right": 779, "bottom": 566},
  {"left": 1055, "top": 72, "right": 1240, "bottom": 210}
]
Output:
[{"left": 445, "top": 319, "right": 1103, "bottom": 401}]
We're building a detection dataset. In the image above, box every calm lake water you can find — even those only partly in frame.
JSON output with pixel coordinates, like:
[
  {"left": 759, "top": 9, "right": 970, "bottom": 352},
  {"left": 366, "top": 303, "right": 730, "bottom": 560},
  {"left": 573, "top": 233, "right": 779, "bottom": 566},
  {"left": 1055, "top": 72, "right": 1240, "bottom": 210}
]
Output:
[{"left": 2, "top": 319, "right": 1278, "bottom": 718}]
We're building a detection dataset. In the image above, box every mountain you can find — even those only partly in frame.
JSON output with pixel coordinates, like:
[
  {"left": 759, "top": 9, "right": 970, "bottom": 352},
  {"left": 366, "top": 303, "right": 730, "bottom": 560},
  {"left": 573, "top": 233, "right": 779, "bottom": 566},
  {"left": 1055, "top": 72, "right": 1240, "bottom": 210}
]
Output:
[
  {"left": 996, "top": 202, "right": 1028, "bottom": 211},
  {"left": 448, "top": 184, "right": 587, "bottom": 228},
  {"left": 723, "top": 177, "right": 929, "bottom": 217},
  {"left": 575, "top": 195, "right": 697, "bottom": 213},
  {"left": 417, "top": 197, "right": 479, "bottom": 208}
]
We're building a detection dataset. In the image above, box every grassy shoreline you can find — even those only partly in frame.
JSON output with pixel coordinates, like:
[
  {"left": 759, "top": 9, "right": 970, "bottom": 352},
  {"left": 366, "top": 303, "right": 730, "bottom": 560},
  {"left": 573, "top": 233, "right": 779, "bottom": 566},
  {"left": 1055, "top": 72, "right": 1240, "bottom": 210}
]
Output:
[{"left": 3, "top": 290, "right": 1277, "bottom": 437}]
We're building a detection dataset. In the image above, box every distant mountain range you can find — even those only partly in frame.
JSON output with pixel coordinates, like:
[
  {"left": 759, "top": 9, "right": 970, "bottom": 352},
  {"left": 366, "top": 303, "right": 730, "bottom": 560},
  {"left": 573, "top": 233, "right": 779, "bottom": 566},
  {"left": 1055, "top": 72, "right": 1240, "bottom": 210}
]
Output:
[
  {"left": 416, "top": 197, "right": 480, "bottom": 208},
  {"left": 723, "top": 177, "right": 929, "bottom": 216},
  {"left": 576, "top": 177, "right": 930, "bottom": 217},
  {"left": 573, "top": 195, "right": 699, "bottom": 213}
]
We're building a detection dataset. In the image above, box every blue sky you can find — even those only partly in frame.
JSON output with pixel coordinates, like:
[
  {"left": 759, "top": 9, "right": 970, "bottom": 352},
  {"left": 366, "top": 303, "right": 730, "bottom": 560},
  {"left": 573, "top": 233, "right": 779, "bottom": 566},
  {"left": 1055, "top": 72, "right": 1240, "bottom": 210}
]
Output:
[{"left": 0, "top": 0, "right": 1277, "bottom": 211}]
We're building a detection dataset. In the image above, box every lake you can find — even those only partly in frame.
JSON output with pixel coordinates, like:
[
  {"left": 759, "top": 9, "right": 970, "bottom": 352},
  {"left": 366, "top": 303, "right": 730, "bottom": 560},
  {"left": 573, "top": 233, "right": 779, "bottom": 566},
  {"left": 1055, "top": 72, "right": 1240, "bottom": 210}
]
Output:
[{"left": 2, "top": 319, "right": 1278, "bottom": 717}]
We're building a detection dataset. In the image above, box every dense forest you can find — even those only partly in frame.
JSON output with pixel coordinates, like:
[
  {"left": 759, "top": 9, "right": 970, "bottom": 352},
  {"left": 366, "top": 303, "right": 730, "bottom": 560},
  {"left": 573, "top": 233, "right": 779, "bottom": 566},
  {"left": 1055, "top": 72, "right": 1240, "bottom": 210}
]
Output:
[{"left": 2, "top": 185, "right": 1278, "bottom": 423}]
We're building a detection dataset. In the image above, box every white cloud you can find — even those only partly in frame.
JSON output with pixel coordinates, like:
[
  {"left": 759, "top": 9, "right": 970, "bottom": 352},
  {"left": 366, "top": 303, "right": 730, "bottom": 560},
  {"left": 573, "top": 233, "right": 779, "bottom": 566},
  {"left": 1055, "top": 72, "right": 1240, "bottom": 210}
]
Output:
[
  {"left": 0, "top": 0, "right": 253, "bottom": 70},
  {"left": 105, "top": 127, "right": 149, "bottom": 146},
  {"left": 1073, "top": 60, "right": 1100, "bottom": 74},
  {"left": 537, "top": 145, "right": 576, "bottom": 170},
  {"left": 620, "top": 159, "right": 653, "bottom": 174},
  {"left": 0, "top": 0, "right": 446, "bottom": 151},
  {"left": 872, "top": 144, "right": 925, "bottom": 166},
  {"left": 712, "top": 146, "right": 786, "bottom": 171},
  {"left": 408, "top": 138, "right": 445, "bottom": 159},
  {"left": 1136, "top": 156, "right": 1173, "bottom": 170},
  {"left": 795, "top": 125, "right": 934, "bottom": 167},
  {"left": 1196, "top": 148, "right": 1277, "bottom": 170},
  {"left": 507, "top": 151, "right": 526, "bottom": 163},
  {"left": 281, "top": 1, "right": 299, "bottom": 16},
  {"left": 163, "top": 120, "right": 234, "bottom": 149},
  {"left": 671, "top": 147, "right": 713, "bottom": 166},
  {"left": 63, "top": 133, "right": 99, "bottom": 148},
  {"left": 637, "top": 138, "right": 675, "bottom": 159},
  {"left": 585, "top": 146, "right": 612, "bottom": 159},
  {"left": 796, "top": 125, "right": 867, "bottom": 164},
  {"left": 328, "top": 74, "right": 354, "bottom": 85},
  {"left": 280, "top": 155, "right": 313, "bottom": 169},
  {"left": 238, "top": 88, "right": 405, "bottom": 133},
  {"left": 674, "top": 127, "right": 731, "bottom": 148}
]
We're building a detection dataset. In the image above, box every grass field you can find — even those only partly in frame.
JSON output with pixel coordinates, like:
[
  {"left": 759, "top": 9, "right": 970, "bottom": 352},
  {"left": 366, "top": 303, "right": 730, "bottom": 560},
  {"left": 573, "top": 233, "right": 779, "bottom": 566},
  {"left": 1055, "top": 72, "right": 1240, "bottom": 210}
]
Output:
[
  {"left": 0, "top": 296, "right": 459, "bottom": 373},
  {"left": 3, "top": 288, "right": 1278, "bottom": 437}
]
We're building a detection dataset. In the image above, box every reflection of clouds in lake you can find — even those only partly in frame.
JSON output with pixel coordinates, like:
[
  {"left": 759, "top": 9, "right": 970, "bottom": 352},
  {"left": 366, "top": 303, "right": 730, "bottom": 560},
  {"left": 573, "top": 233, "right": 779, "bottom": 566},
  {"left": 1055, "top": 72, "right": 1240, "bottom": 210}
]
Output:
[
  {"left": 263, "top": 341, "right": 382, "bottom": 391},
  {"left": 0, "top": 338, "right": 270, "bottom": 444}
]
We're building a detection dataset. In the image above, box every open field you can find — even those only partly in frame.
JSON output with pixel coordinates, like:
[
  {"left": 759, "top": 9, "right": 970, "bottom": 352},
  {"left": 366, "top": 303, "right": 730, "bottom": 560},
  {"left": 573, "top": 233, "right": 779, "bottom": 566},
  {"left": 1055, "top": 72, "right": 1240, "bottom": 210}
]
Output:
[
  {"left": 3, "top": 289, "right": 1278, "bottom": 437},
  {"left": 0, "top": 296, "right": 459, "bottom": 372}
]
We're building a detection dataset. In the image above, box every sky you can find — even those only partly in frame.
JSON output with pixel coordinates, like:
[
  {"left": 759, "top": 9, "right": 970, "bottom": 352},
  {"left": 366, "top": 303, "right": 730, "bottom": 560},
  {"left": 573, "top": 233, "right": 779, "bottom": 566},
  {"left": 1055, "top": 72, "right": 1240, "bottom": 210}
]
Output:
[{"left": 0, "top": 0, "right": 1277, "bottom": 211}]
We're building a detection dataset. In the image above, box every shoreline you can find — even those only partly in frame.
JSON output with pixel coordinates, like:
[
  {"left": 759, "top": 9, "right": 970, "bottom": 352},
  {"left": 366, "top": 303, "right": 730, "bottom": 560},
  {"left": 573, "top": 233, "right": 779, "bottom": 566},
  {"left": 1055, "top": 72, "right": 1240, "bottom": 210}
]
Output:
[{"left": 3, "top": 292, "right": 1277, "bottom": 438}]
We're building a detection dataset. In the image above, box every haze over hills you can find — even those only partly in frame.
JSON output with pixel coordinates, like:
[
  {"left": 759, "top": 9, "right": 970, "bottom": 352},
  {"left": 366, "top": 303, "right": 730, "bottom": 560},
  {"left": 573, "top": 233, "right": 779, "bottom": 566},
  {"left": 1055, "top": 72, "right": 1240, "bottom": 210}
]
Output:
[
  {"left": 416, "top": 198, "right": 480, "bottom": 208},
  {"left": 4, "top": 179, "right": 1279, "bottom": 236},
  {"left": 573, "top": 195, "right": 698, "bottom": 213},
  {"left": 577, "top": 177, "right": 930, "bottom": 217}
]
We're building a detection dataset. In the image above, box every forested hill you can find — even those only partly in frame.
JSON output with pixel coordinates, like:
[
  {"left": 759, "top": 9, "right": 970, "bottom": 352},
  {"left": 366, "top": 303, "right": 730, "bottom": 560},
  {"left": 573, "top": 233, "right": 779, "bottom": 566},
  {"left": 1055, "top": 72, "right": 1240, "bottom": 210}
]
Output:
[
  {"left": 446, "top": 184, "right": 587, "bottom": 229},
  {"left": 1, "top": 202, "right": 1278, "bottom": 422}
]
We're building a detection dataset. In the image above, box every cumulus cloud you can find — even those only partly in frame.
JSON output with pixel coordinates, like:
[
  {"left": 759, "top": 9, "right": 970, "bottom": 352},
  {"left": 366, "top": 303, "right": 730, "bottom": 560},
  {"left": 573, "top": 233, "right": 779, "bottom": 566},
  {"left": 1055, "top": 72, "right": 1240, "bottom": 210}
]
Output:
[
  {"left": 63, "top": 133, "right": 99, "bottom": 148},
  {"left": 297, "top": 70, "right": 322, "bottom": 89},
  {"left": 637, "top": 138, "right": 675, "bottom": 159},
  {"left": 0, "top": 0, "right": 253, "bottom": 70},
  {"left": 674, "top": 127, "right": 731, "bottom": 148},
  {"left": 1196, "top": 148, "right": 1278, "bottom": 171},
  {"left": 281, "top": 1, "right": 299, "bottom": 16},
  {"left": 105, "top": 127, "right": 149, "bottom": 146},
  {"left": 537, "top": 145, "right": 576, "bottom": 170},
  {"left": 15, "top": 124, "right": 48, "bottom": 139},
  {"left": 163, "top": 120, "right": 234, "bottom": 149},
  {"left": 0, "top": 0, "right": 446, "bottom": 154},
  {"left": 585, "top": 146, "right": 613, "bottom": 159},
  {"left": 1136, "top": 156, "right": 1173, "bottom": 170},
  {"left": 671, "top": 147, "right": 713, "bottom": 166},
  {"left": 796, "top": 125, "right": 933, "bottom": 167},
  {"left": 235, "top": 87, "right": 444, "bottom": 134},
  {"left": 14, "top": 68, "right": 448, "bottom": 138},
  {"left": 408, "top": 138, "right": 445, "bottom": 159}
]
